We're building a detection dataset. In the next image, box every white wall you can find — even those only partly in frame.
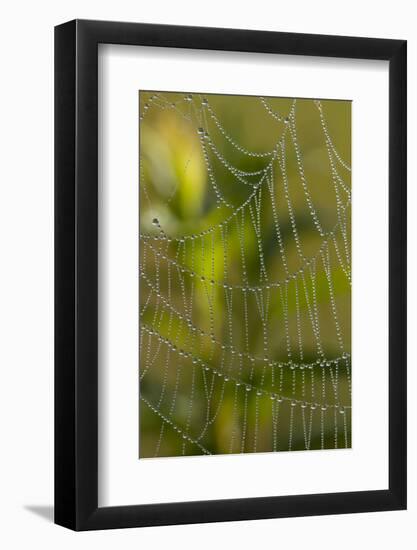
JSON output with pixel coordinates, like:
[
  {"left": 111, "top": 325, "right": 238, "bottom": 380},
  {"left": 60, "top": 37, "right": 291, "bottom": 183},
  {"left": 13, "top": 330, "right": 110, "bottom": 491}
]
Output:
[{"left": 0, "top": 1, "right": 414, "bottom": 547}]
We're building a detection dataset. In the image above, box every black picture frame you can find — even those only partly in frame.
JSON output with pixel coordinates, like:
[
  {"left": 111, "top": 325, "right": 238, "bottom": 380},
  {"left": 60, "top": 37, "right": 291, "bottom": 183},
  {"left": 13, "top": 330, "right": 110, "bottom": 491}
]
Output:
[{"left": 55, "top": 19, "right": 407, "bottom": 531}]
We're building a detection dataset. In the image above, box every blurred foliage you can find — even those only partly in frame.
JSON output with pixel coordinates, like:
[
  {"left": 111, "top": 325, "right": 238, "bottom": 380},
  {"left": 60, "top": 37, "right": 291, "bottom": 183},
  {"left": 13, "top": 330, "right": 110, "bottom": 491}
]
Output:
[{"left": 139, "top": 91, "right": 351, "bottom": 458}]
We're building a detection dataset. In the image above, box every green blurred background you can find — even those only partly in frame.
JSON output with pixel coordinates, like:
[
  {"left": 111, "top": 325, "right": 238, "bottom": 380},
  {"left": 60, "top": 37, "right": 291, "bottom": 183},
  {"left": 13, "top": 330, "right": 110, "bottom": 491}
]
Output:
[{"left": 139, "top": 91, "right": 351, "bottom": 458}]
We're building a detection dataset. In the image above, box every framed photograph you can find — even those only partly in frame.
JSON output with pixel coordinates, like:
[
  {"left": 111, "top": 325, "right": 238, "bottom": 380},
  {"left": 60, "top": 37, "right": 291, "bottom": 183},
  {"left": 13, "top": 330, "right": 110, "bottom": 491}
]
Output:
[{"left": 55, "top": 19, "right": 406, "bottom": 530}]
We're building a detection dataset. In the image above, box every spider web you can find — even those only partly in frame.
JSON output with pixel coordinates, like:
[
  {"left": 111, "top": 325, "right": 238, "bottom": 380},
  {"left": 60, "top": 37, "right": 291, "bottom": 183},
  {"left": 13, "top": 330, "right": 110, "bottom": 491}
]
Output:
[{"left": 139, "top": 91, "right": 351, "bottom": 458}]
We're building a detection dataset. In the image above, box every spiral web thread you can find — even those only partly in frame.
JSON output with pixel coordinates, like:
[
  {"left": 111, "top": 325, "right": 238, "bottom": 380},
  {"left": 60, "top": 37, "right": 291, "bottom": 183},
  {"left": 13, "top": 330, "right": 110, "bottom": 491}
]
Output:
[{"left": 139, "top": 92, "right": 351, "bottom": 458}]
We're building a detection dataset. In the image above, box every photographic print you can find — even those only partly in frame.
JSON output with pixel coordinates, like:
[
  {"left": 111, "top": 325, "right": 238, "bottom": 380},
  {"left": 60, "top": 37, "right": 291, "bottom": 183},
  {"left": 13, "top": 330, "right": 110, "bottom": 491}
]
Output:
[{"left": 139, "top": 91, "right": 351, "bottom": 458}]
